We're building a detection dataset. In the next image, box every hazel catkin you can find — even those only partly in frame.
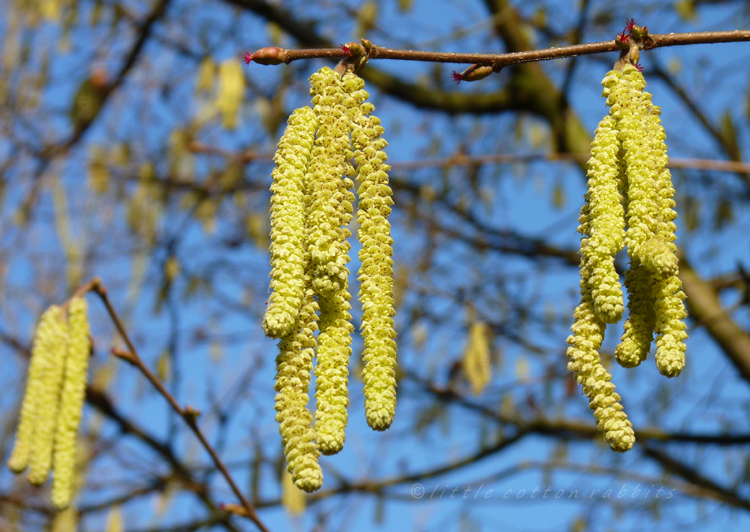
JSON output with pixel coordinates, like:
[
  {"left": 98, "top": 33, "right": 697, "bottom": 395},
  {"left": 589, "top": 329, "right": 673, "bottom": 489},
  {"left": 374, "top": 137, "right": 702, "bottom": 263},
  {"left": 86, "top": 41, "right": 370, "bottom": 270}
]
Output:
[
  {"left": 27, "top": 306, "right": 70, "bottom": 486},
  {"left": 349, "top": 74, "right": 398, "bottom": 431},
  {"left": 52, "top": 297, "right": 92, "bottom": 510},
  {"left": 263, "top": 107, "right": 318, "bottom": 339},
  {"left": 7, "top": 306, "right": 66, "bottom": 475}
]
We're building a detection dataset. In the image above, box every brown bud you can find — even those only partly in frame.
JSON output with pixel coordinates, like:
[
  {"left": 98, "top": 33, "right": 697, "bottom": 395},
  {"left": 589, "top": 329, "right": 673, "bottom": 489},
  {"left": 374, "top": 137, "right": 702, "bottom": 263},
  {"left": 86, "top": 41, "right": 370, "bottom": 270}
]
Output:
[{"left": 250, "top": 47, "right": 288, "bottom": 65}]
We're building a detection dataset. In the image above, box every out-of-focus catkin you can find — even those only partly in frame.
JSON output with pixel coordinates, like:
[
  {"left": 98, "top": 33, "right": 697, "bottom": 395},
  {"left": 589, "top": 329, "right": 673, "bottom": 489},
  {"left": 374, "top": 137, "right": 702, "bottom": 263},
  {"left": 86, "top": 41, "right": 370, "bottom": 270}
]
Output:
[
  {"left": 348, "top": 73, "right": 398, "bottom": 431},
  {"left": 263, "top": 107, "right": 318, "bottom": 339},
  {"left": 27, "top": 306, "right": 69, "bottom": 486},
  {"left": 463, "top": 322, "right": 491, "bottom": 395},
  {"left": 7, "top": 306, "right": 65, "bottom": 475},
  {"left": 52, "top": 297, "right": 91, "bottom": 510},
  {"left": 281, "top": 470, "right": 307, "bottom": 516}
]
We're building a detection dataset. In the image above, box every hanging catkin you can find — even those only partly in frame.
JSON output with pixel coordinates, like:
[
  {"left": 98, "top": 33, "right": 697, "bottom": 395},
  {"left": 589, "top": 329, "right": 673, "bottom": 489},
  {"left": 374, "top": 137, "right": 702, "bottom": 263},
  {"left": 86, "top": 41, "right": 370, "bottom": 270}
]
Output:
[
  {"left": 263, "top": 63, "right": 397, "bottom": 486},
  {"left": 53, "top": 297, "right": 92, "bottom": 510},
  {"left": 28, "top": 306, "right": 70, "bottom": 486},
  {"left": 568, "top": 188, "right": 635, "bottom": 452},
  {"left": 7, "top": 306, "right": 66, "bottom": 475},
  {"left": 263, "top": 108, "right": 318, "bottom": 338},
  {"left": 348, "top": 72, "right": 398, "bottom": 431},
  {"left": 267, "top": 107, "right": 323, "bottom": 491}
]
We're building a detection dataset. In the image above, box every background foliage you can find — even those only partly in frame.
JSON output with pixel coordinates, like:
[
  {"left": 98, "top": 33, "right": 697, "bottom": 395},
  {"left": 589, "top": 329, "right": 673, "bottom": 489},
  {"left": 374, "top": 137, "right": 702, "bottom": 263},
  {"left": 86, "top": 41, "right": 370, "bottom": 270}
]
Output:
[{"left": 2, "top": 0, "right": 750, "bottom": 531}]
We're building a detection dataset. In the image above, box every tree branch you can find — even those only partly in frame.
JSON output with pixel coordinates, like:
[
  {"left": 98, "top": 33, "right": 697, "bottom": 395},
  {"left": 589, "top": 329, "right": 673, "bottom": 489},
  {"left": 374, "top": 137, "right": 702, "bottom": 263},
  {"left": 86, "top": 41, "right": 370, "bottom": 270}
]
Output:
[
  {"left": 85, "top": 278, "right": 271, "bottom": 532},
  {"left": 247, "top": 32, "right": 750, "bottom": 67},
  {"left": 679, "top": 256, "right": 750, "bottom": 385}
]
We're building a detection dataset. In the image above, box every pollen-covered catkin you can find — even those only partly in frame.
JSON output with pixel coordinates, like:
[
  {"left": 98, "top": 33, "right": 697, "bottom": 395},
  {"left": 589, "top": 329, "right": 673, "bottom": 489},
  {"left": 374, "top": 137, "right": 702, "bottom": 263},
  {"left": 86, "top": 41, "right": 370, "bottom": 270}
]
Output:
[
  {"left": 275, "top": 285, "right": 323, "bottom": 492},
  {"left": 314, "top": 290, "right": 354, "bottom": 455},
  {"left": 616, "top": 64, "right": 660, "bottom": 265},
  {"left": 646, "top": 105, "right": 687, "bottom": 377},
  {"left": 274, "top": 125, "right": 323, "bottom": 491},
  {"left": 7, "top": 306, "right": 65, "bottom": 474},
  {"left": 306, "top": 67, "right": 354, "bottom": 298},
  {"left": 348, "top": 73, "right": 398, "bottom": 430},
  {"left": 27, "top": 306, "right": 69, "bottom": 486},
  {"left": 52, "top": 297, "right": 91, "bottom": 509},
  {"left": 263, "top": 107, "right": 318, "bottom": 339},
  {"left": 616, "top": 261, "right": 656, "bottom": 367},
  {"left": 582, "top": 111, "right": 625, "bottom": 323},
  {"left": 568, "top": 186, "right": 634, "bottom": 452},
  {"left": 566, "top": 264, "right": 635, "bottom": 452}
]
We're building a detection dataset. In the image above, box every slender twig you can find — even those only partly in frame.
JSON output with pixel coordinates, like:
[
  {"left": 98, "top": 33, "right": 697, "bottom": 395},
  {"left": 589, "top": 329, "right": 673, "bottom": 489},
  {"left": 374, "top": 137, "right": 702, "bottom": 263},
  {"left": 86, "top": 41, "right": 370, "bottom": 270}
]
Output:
[
  {"left": 249, "top": 30, "right": 750, "bottom": 67},
  {"left": 85, "top": 277, "right": 271, "bottom": 532},
  {"left": 181, "top": 140, "right": 750, "bottom": 176}
]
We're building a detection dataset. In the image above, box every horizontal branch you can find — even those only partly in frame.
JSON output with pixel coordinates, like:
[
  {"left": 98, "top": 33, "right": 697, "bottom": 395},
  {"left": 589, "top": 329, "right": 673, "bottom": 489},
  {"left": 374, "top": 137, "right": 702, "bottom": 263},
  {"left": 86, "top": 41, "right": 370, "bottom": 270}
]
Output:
[
  {"left": 249, "top": 30, "right": 750, "bottom": 68},
  {"left": 182, "top": 141, "right": 750, "bottom": 176}
]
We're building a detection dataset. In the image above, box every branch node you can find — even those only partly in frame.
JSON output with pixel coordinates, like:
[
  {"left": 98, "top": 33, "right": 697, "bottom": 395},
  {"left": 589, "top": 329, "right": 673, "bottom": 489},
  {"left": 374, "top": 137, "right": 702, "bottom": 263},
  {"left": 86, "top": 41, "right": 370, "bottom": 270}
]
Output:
[
  {"left": 111, "top": 347, "right": 137, "bottom": 365},
  {"left": 184, "top": 405, "right": 202, "bottom": 425}
]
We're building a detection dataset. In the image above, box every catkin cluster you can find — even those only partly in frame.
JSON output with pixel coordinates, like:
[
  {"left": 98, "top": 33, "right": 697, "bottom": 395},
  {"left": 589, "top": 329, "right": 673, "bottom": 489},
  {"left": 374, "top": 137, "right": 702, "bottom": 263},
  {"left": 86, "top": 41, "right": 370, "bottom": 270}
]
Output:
[
  {"left": 7, "top": 297, "right": 92, "bottom": 510},
  {"left": 567, "top": 63, "right": 688, "bottom": 452},
  {"left": 264, "top": 67, "right": 396, "bottom": 492}
]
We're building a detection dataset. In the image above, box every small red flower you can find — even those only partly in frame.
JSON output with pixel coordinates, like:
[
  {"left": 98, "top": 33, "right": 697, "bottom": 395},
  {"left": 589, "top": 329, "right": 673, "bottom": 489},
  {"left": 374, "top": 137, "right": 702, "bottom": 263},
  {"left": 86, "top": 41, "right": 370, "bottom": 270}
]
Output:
[
  {"left": 242, "top": 50, "right": 253, "bottom": 65},
  {"left": 339, "top": 43, "right": 351, "bottom": 57},
  {"left": 625, "top": 18, "right": 636, "bottom": 31},
  {"left": 635, "top": 62, "right": 644, "bottom": 72},
  {"left": 616, "top": 31, "right": 629, "bottom": 43},
  {"left": 451, "top": 71, "right": 463, "bottom": 84}
]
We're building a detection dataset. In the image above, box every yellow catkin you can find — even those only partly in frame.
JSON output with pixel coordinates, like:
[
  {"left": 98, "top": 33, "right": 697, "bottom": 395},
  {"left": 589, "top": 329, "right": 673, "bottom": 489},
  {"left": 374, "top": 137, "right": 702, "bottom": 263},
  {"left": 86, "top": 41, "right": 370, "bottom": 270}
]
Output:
[
  {"left": 7, "top": 306, "right": 64, "bottom": 474},
  {"left": 347, "top": 73, "right": 398, "bottom": 430},
  {"left": 275, "top": 283, "right": 323, "bottom": 492},
  {"left": 616, "top": 261, "right": 656, "bottom": 367},
  {"left": 271, "top": 104, "right": 324, "bottom": 492},
  {"left": 281, "top": 470, "right": 307, "bottom": 516},
  {"left": 463, "top": 322, "right": 491, "bottom": 395},
  {"left": 582, "top": 111, "right": 625, "bottom": 324},
  {"left": 52, "top": 297, "right": 91, "bottom": 510},
  {"left": 645, "top": 104, "right": 688, "bottom": 377},
  {"left": 27, "top": 306, "right": 69, "bottom": 486},
  {"left": 308, "top": 68, "right": 357, "bottom": 454},
  {"left": 568, "top": 187, "right": 634, "bottom": 452},
  {"left": 566, "top": 266, "right": 635, "bottom": 452},
  {"left": 263, "top": 107, "right": 318, "bottom": 338},
  {"left": 105, "top": 505, "right": 124, "bottom": 532},
  {"left": 306, "top": 67, "right": 355, "bottom": 298},
  {"left": 616, "top": 65, "right": 661, "bottom": 266},
  {"left": 314, "top": 290, "right": 354, "bottom": 455}
]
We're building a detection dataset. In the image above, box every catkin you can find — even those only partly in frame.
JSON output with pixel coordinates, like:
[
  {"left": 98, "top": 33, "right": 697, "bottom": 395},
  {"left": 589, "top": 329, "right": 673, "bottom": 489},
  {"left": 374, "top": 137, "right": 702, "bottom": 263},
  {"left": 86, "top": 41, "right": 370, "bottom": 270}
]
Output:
[
  {"left": 52, "top": 297, "right": 91, "bottom": 510},
  {"left": 615, "top": 65, "right": 661, "bottom": 266},
  {"left": 463, "top": 322, "right": 491, "bottom": 395},
  {"left": 348, "top": 73, "right": 398, "bottom": 430},
  {"left": 275, "top": 284, "right": 323, "bottom": 491},
  {"left": 263, "top": 107, "right": 318, "bottom": 338},
  {"left": 566, "top": 262, "right": 635, "bottom": 452},
  {"left": 582, "top": 111, "right": 625, "bottom": 324},
  {"left": 307, "top": 67, "right": 354, "bottom": 297},
  {"left": 616, "top": 261, "right": 656, "bottom": 367},
  {"left": 28, "top": 306, "right": 70, "bottom": 486},
  {"left": 568, "top": 59, "right": 688, "bottom": 448},
  {"left": 314, "top": 291, "right": 354, "bottom": 455},
  {"left": 7, "top": 306, "right": 65, "bottom": 474}
]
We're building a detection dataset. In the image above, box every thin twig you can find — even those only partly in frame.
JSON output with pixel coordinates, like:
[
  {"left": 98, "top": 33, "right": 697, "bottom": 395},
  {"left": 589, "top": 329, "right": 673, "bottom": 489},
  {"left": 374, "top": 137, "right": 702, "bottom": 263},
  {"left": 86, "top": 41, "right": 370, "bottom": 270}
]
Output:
[
  {"left": 250, "top": 30, "right": 750, "bottom": 67},
  {"left": 181, "top": 140, "right": 750, "bottom": 176},
  {"left": 86, "top": 277, "right": 271, "bottom": 532}
]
